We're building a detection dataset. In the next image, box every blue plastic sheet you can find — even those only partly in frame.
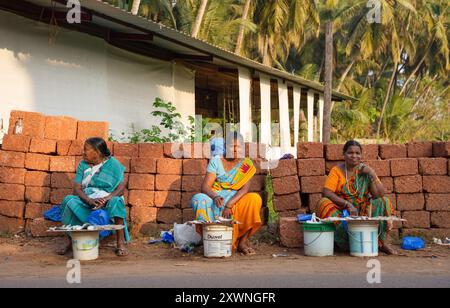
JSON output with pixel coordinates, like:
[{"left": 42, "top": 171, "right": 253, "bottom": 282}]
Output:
[
  {"left": 44, "top": 206, "right": 62, "bottom": 222},
  {"left": 87, "top": 210, "right": 111, "bottom": 238}
]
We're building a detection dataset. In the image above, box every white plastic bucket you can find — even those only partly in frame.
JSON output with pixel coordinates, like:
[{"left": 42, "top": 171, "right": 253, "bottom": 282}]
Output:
[
  {"left": 348, "top": 221, "right": 379, "bottom": 257},
  {"left": 203, "top": 225, "right": 233, "bottom": 258},
  {"left": 303, "top": 223, "right": 335, "bottom": 257},
  {"left": 71, "top": 231, "right": 100, "bottom": 261}
]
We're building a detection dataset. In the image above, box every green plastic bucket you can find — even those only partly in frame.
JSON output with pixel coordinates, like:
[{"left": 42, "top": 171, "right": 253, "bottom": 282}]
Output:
[{"left": 302, "top": 222, "right": 335, "bottom": 257}]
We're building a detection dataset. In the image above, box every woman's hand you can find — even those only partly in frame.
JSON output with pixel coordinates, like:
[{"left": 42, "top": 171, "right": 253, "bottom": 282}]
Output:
[
  {"left": 359, "top": 164, "right": 376, "bottom": 177},
  {"left": 222, "top": 207, "right": 233, "bottom": 219},
  {"left": 345, "top": 201, "right": 359, "bottom": 216},
  {"left": 92, "top": 197, "right": 110, "bottom": 210},
  {"left": 214, "top": 196, "right": 225, "bottom": 208}
]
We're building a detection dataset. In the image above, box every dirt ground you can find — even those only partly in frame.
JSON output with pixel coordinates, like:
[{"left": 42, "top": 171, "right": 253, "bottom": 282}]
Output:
[{"left": 1, "top": 231, "right": 449, "bottom": 283}]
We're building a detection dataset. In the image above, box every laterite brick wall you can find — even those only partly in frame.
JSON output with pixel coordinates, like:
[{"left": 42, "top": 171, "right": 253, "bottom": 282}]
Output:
[
  {"left": 0, "top": 111, "right": 267, "bottom": 237},
  {"left": 275, "top": 142, "right": 450, "bottom": 248}
]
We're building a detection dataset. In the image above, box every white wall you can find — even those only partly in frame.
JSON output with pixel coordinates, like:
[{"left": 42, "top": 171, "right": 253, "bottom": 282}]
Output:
[{"left": 0, "top": 11, "right": 195, "bottom": 139}]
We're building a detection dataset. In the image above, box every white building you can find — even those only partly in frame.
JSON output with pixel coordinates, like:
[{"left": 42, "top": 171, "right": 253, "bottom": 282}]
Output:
[{"left": 0, "top": 0, "right": 351, "bottom": 158}]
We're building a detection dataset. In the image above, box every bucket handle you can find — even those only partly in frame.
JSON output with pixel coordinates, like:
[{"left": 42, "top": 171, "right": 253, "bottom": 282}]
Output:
[{"left": 304, "top": 232, "right": 325, "bottom": 247}]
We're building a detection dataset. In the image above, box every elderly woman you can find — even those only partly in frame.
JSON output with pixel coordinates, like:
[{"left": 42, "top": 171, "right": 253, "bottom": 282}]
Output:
[
  {"left": 318, "top": 140, "right": 397, "bottom": 255},
  {"left": 191, "top": 133, "right": 262, "bottom": 255},
  {"left": 58, "top": 137, "right": 130, "bottom": 257}
]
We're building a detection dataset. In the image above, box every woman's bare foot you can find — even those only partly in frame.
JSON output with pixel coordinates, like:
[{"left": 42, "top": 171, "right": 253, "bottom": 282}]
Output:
[
  {"left": 237, "top": 238, "right": 256, "bottom": 256},
  {"left": 115, "top": 242, "right": 128, "bottom": 257},
  {"left": 380, "top": 243, "right": 398, "bottom": 255},
  {"left": 57, "top": 240, "right": 72, "bottom": 256}
]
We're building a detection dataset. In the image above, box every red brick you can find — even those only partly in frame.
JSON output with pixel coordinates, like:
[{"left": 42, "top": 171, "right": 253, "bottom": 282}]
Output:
[
  {"left": 278, "top": 209, "right": 307, "bottom": 218},
  {"left": 297, "top": 159, "right": 325, "bottom": 176},
  {"left": 163, "top": 143, "right": 183, "bottom": 159},
  {"left": 25, "top": 171, "right": 51, "bottom": 187},
  {"left": 307, "top": 193, "right": 323, "bottom": 214},
  {"left": 396, "top": 194, "right": 425, "bottom": 211},
  {"left": 0, "top": 216, "right": 24, "bottom": 234},
  {"left": 1, "top": 134, "right": 31, "bottom": 152},
  {"left": 0, "top": 201, "right": 25, "bottom": 218},
  {"left": 249, "top": 175, "right": 265, "bottom": 192},
  {"left": 365, "top": 160, "right": 391, "bottom": 177},
  {"left": 191, "top": 143, "right": 208, "bottom": 159},
  {"left": 51, "top": 173, "right": 75, "bottom": 189},
  {"left": 50, "top": 156, "right": 76, "bottom": 172},
  {"left": 115, "top": 157, "right": 131, "bottom": 173},
  {"left": 418, "top": 158, "right": 447, "bottom": 175},
  {"left": 390, "top": 158, "right": 418, "bottom": 177},
  {"left": 25, "top": 153, "right": 50, "bottom": 171},
  {"left": 129, "top": 158, "right": 156, "bottom": 174},
  {"left": 0, "top": 167, "right": 26, "bottom": 184},
  {"left": 423, "top": 176, "right": 450, "bottom": 193},
  {"left": 325, "top": 144, "right": 344, "bottom": 161},
  {"left": 181, "top": 192, "right": 196, "bottom": 209},
  {"left": 380, "top": 177, "right": 394, "bottom": 193},
  {"left": 273, "top": 193, "right": 301, "bottom": 212},
  {"left": 394, "top": 175, "right": 422, "bottom": 193},
  {"left": 139, "top": 143, "right": 164, "bottom": 158},
  {"left": 56, "top": 140, "right": 71, "bottom": 156},
  {"left": 297, "top": 142, "right": 323, "bottom": 159},
  {"left": 154, "top": 191, "right": 181, "bottom": 208},
  {"left": 157, "top": 158, "right": 182, "bottom": 175},
  {"left": 425, "top": 194, "right": 450, "bottom": 211},
  {"left": 183, "top": 159, "right": 208, "bottom": 175},
  {"left": 362, "top": 144, "right": 379, "bottom": 160},
  {"left": 254, "top": 159, "right": 269, "bottom": 175},
  {"left": 130, "top": 205, "right": 158, "bottom": 231},
  {"left": 181, "top": 175, "right": 204, "bottom": 192},
  {"left": 113, "top": 143, "right": 139, "bottom": 157},
  {"left": 139, "top": 222, "right": 171, "bottom": 236},
  {"left": 25, "top": 203, "right": 52, "bottom": 219},
  {"left": 128, "top": 174, "right": 154, "bottom": 190},
  {"left": 44, "top": 116, "right": 78, "bottom": 140},
  {"left": 432, "top": 142, "right": 450, "bottom": 158},
  {"left": 279, "top": 217, "right": 303, "bottom": 248},
  {"left": 26, "top": 218, "right": 61, "bottom": 237},
  {"left": 67, "top": 140, "right": 84, "bottom": 156},
  {"left": 407, "top": 142, "right": 433, "bottom": 158},
  {"left": 402, "top": 211, "right": 430, "bottom": 229},
  {"left": 128, "top": 190, "right": 154, "bottom": 207},
  {"left": 76, "top": 121, "right": 109, "bottom": 140},
  {"left": 28, "top": 138, "right": 57, "bottom": 154},
  {"left": 300, "top": 176, "right": 327, "bottom": 194},
  {"left": 0, "top": 184, "right": 25, "bottom": 201},
  {"left": 272, "top": 176, "right": 300, "bottom": 195},
  {"left": 8, "top": 110, "right": 46, "bottom": 138},
  {"left": 430, "top": 212, "right": 450, "bottom": 228},
  {"left": 25, "top": 186, "right": 51, "bottom": 203},
  {"left": 326, "top": 161, "right": 343, "bottom": 174},
  {"left": 0, "top": 151, "right": 25, "bottom": 168},
  {"left": 50, "top": 189, "right": 72, "bottom": 205},
  {"left": 181, "top": 143, "right": 195, "bottom": 159},
  {"left": 182, "top": 208, "right": 195, "bottom": 223},
  {"left": 379, "top": 144, "right": 407, "bottom": 159},
  {"left": 157, "top": 208, "right": 182, "bottom": 224},
  {"left": 271, "top": 159, "right": 297, "bottom": 178}
]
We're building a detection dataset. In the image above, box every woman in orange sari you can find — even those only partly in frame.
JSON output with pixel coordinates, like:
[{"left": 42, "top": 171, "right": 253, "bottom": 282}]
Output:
[
  {"left": 318, "top": 140, "right": 397, "bottom": 255},
  {"left": 191, "top": 132, "right": 262, "bottom": 255}
]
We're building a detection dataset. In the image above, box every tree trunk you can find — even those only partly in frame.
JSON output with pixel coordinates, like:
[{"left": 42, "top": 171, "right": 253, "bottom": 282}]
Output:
[
  {"left": 235, "top": 0, "right": 252, "bottom": 55},
  {"left": 377, "top": 63, "right": 398, "bottom": 140},
  {"left": 336, "top": 60, "right": 355, "bottom": 92},
  {"left": 323, "top": 21, "right": 333, "bottom": 144},
  {"left": 130, "top": 0, "right": 141, "bottom": 15},
  {"left": 191, "top": 0, "right": 209, "bottom": 38},
  {"left": 400, "top": 46, "right": 430, "bottom": 96},
  {"left": 263, "top": 35, "right": 270, "bottom": 66}
]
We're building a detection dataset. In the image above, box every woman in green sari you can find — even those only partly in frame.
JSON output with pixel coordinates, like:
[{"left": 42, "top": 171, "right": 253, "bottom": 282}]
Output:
[{"left": 58, "top": 138, "right": 130, "bottom": 257}]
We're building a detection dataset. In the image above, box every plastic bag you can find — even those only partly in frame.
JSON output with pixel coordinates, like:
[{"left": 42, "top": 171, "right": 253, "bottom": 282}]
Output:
[
  {"left": 44, "top": 206, "right": 62, "bottom": 222},
  {"left": 174, "top": 223, "right": 201, "bottom": 247},
  {"left": 402, "top": 237, "right": 426, "bottom": 251},
  {"left": 87, "top": 210, "right": 111, "bottom": 239}
]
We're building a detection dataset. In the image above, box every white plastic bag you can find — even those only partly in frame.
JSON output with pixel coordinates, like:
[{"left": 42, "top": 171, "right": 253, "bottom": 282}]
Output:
[{"left": 173, "top": 223, "right": 201, "bottom": 247}]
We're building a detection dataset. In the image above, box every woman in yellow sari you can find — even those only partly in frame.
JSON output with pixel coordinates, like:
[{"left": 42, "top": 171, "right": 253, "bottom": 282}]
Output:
[
  {"left": 318, "top": 140, "right": 397, "bottom": 255},
  {"left": 191, "top": 133, "right": 262, "bottom": 255}
]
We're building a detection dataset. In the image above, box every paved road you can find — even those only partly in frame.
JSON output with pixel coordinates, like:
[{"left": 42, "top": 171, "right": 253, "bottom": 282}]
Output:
[{"left": 1, "top": 271, "right": 449, "bottom": 288}]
